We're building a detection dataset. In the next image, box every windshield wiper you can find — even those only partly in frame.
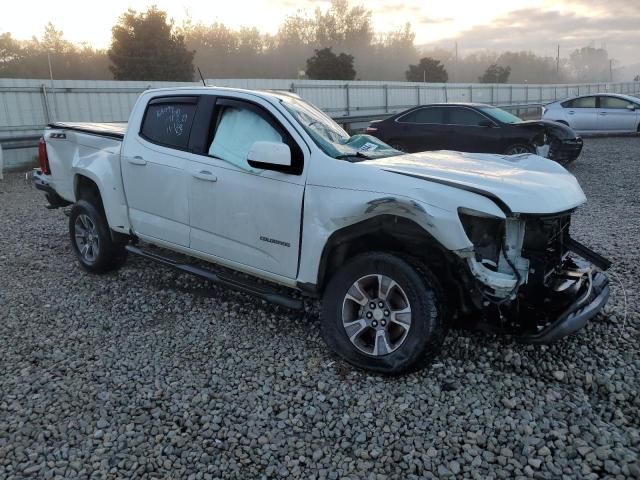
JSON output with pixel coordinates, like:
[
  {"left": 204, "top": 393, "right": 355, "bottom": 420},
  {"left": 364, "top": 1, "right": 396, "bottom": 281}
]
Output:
[{"left": 335, "top": 151, "right": 371, "bottom": 161}]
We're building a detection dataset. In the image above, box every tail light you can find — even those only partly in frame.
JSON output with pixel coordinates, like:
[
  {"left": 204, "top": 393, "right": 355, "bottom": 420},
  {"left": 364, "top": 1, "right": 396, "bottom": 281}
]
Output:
[
  {"left": 365, "top": 126, "right": 378, "bottom": 134},
  {"left": 38, "top": 137, "right": 51, "bottom": 174}
]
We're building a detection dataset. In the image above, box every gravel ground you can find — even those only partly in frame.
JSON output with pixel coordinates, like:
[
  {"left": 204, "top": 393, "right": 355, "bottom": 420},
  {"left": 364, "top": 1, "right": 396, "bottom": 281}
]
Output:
[{"left": 1, "top": 137, "right": 639, "bottom": 480}]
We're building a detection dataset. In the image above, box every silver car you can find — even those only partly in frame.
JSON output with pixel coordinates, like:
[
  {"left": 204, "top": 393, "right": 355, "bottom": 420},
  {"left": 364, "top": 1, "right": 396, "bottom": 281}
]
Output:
[{"left": 542, "top": 93, "right": 640, "bottom": 134}]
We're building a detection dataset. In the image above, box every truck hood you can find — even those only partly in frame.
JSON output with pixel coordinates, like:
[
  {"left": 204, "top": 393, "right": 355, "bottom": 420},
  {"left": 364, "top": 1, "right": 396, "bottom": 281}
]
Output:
[{"left": 364, "top": 150, "right": 586, "bottom": 215}]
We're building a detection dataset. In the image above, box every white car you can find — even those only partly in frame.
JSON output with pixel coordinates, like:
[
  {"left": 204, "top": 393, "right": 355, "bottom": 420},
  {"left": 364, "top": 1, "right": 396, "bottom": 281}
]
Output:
[
  {"left": 543, "top": 93, "right": 640, "bottom": 134},
  {"left": 31, "top": 86, "right": 610, "bottom": 374}
]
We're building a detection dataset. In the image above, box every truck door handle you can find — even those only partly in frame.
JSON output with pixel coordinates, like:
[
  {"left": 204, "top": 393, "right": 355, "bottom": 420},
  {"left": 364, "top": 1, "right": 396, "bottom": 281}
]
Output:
[
  {"left": 128, "top": 156, "right": 147, "bottom": 166},
  {"left": 567, "top": 111, "right": 575, "bottom": 115},
  {"left": 192, "top": 170, "right": 217, "bottom": 182},
  {"left": 598, "top": 112, "right": 607, "bottom": 116}
]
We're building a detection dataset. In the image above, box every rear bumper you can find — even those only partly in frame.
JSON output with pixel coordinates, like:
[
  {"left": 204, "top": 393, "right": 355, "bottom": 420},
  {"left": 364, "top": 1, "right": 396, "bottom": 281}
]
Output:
[
  {"left": 519, "top": 269, "right": 609, "bottom": 344},
  {"left": 31, "top": 168, "right": 57, "bottom": 195},
  {"left": 30, "top": 169, "right": 71, "bottom": 208}
]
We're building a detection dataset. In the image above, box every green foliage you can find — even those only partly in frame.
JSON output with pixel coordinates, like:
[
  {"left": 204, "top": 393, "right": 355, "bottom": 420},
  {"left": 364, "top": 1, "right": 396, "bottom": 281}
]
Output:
[
  {"left": 406, "top": 57, "right": 448, "bottom": 82},
  {"left": 0, "top": 25, "right": 110, "bottom": 79},
  {"left": 108, "top": 7, "right": 194, "bottom": 81},
  {"left": 306, "top": 48, "right": 356, "bottom": 80},
  {"left": 182, "top": 0, "right": 417, "bottom": 80},
  {"left": 478, "top": 64, "right": 511, "bottom": 83}
]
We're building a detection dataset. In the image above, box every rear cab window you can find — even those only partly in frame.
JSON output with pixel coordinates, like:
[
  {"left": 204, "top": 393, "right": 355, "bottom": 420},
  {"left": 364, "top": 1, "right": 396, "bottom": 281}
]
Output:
[{"left": 140, "top": 96, "right": 199, "bottom": 150}]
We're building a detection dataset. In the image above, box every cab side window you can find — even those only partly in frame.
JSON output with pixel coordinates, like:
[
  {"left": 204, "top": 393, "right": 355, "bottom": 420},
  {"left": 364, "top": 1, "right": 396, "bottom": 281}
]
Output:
[
  {"left": 209, "top": 106, "right": 282, "bottom": 172},
  {"left": 140, "top": 97, "right": 198, "bottom": 149},
  {"left": 208, "top": 99, "right": 304, "bottom": 175}
]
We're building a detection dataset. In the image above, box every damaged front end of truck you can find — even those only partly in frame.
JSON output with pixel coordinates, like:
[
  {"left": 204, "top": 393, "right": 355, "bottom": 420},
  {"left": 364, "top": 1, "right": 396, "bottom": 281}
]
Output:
[{"left": 458, "top": 209, "right": 611, "bottom": 342}]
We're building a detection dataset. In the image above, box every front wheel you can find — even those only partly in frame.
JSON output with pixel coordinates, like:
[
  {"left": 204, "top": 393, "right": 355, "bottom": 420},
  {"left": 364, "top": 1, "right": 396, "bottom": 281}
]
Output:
[
  {"left": 69, "top": 199, "right": 127, "bottom": 273},
  {"left": 321, "top": 252, "right": 447, "bottom": 375},
  {"left": 504, "top": 144, "right": 534, "bottom": 155}
]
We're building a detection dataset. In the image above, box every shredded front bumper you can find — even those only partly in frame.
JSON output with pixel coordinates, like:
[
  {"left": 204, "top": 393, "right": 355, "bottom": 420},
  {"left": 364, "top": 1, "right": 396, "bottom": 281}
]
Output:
[
  {"left": 548, "top": 137, "right": 583, "bottom": 165},
  {"left": 519, "top": 269, "right": 609, "bottom": 344}
]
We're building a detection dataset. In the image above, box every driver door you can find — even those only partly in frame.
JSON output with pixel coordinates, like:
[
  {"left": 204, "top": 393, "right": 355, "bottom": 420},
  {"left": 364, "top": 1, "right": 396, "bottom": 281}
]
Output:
[{"left": 187, "top": 97, "right": 306, "bottom": 279}]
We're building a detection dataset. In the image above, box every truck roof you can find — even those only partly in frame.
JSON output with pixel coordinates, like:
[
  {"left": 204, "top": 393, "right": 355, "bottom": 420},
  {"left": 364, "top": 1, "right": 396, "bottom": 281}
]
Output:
[{"left": 142, "top": 85, "right": 300, "bottom": 103}]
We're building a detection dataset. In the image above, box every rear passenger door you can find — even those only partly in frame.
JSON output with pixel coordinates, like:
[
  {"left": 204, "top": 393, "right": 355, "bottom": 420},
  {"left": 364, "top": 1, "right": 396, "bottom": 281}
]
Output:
[
  {"left": 596, "top": 96, "right": 639, "bottom": 132},
  {"left": 186, "top": 96, "right": 307, "bottom": 279},
  {"left": 563, "top": 96, "right": 597, "bottom": 132},
  {"left": 394, "top": 107, "right": 448, "bottom": 152},
  {"left": 122, "top": 96, "right": 198, "bottom": 247}
]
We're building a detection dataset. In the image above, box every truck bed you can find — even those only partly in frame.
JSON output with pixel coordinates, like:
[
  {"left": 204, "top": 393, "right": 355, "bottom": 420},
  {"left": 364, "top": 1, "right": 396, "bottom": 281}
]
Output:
[{"left": 48, "top": 122, "right": 127, "bottom": 139}]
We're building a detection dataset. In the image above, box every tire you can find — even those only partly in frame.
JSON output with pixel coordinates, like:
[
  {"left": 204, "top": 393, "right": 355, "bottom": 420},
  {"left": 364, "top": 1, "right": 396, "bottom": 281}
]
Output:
[
  {"left": 69, "top": 199, "right": 127, "bottom": 273},
  {"left": 504, "top": 143, "right": 534, "bottom": 155},
  {"left": 321, "top": 252, "right": 447, "bottom": 375}
]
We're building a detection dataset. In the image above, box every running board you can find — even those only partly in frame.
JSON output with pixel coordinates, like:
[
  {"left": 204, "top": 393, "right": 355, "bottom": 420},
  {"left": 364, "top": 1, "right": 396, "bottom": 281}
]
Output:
[{"left": 125, "top": 245, "right": 303, "bottom": 310}]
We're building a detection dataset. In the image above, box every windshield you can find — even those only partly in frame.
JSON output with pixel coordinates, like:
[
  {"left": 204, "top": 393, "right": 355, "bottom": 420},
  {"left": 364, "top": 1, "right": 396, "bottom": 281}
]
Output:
[
  {"left": 280, "top": 95, "right": 402, "bottom": 160},
  {"left": 478, "top": 106, "right": 522, "bottom": 124}
]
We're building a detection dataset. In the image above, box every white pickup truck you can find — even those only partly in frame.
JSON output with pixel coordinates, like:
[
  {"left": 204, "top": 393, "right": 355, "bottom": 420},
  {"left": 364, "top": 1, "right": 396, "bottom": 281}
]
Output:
[{"left": 32, "top": 86, "right": 611, "bottom": 374}]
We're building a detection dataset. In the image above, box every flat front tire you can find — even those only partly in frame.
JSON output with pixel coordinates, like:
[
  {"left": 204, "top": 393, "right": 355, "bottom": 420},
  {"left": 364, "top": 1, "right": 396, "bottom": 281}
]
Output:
[
  {"left": 69, "top": 199, "right": 126, "bottom": 273},
  {"left": 321, "top": 252, "right": 447, "bottom": 375}
]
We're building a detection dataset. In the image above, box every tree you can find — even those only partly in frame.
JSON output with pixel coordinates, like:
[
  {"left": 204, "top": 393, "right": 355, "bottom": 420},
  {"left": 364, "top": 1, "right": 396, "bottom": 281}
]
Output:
[
  {"left": 305, "top": 47, "right": 356, "bottom": 80},
  {"left": 109, "top": 6, "right": 194, "bottom": 81},
  {"left": 479, "top": 64, "right": 511, "bottom": 83},
  {"left": 405, "top": 57, "right": 448, "bottom": 82},
  {"left": 0, "top": 33, "right": 25, "bottom": 71},
  {"left": 568, "top": 46, "right": 609, "bottom": 82}
]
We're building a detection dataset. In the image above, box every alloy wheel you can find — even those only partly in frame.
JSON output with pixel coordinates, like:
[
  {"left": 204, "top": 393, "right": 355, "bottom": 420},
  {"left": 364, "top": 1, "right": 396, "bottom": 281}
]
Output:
[
  {"left": 341, "top": 274, "right": 412, "bottom": 356},
  {"left": 506, "top": 145, "right": 531, "bottom": 155},
  {"left": 74, "top": 214, "right": 100, "bottom": 263}
]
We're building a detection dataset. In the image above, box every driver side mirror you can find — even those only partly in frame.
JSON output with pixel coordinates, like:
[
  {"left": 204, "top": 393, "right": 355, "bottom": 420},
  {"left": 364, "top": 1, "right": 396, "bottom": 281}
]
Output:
[
  {"left": 626, "top": 104, "right": 637, "bottom": 111},
  {"left": 478, "top": 119, "right": 496, "bottom": 128},
  {"left": 247, "top": 141, "right": 291, "bottom": 170}
]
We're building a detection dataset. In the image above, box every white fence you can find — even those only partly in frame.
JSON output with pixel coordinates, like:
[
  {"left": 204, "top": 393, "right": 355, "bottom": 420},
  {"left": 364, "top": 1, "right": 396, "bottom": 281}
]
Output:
[{"left": 1, "top": 77, "right": 639, "bottom": 171}]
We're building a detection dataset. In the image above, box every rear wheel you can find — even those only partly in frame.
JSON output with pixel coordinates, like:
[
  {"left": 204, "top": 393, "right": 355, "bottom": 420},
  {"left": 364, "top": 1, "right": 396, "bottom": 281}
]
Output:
[
  {"left": 321, "top": 252, "right": 447, "bottom": 375},
  {"left": 504, "top": 144, "right": 534, "bottom": 155},
  {"left": 69, "top": 199, "right": 127, "bottom": 273}
]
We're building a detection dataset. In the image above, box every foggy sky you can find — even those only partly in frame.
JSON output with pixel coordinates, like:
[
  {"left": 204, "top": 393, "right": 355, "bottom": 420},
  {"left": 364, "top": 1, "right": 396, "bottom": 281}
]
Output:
[{"left": 2, "top": 0, "right": 638, "bottom": 65}]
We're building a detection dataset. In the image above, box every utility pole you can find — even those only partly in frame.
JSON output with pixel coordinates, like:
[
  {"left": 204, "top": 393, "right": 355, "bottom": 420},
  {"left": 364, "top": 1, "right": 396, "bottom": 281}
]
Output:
[
  {"left": 455, "top": 41, "right": 458, "bottom": 83},
  {"left": 556, "top": 44, "right": 560, "bottom": 78},
  {"left": 609, "top": 59, "right": 613, "bottom": 82},
  {"left": 47, "top": 52, "right": 57, "bottom": 121}
]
